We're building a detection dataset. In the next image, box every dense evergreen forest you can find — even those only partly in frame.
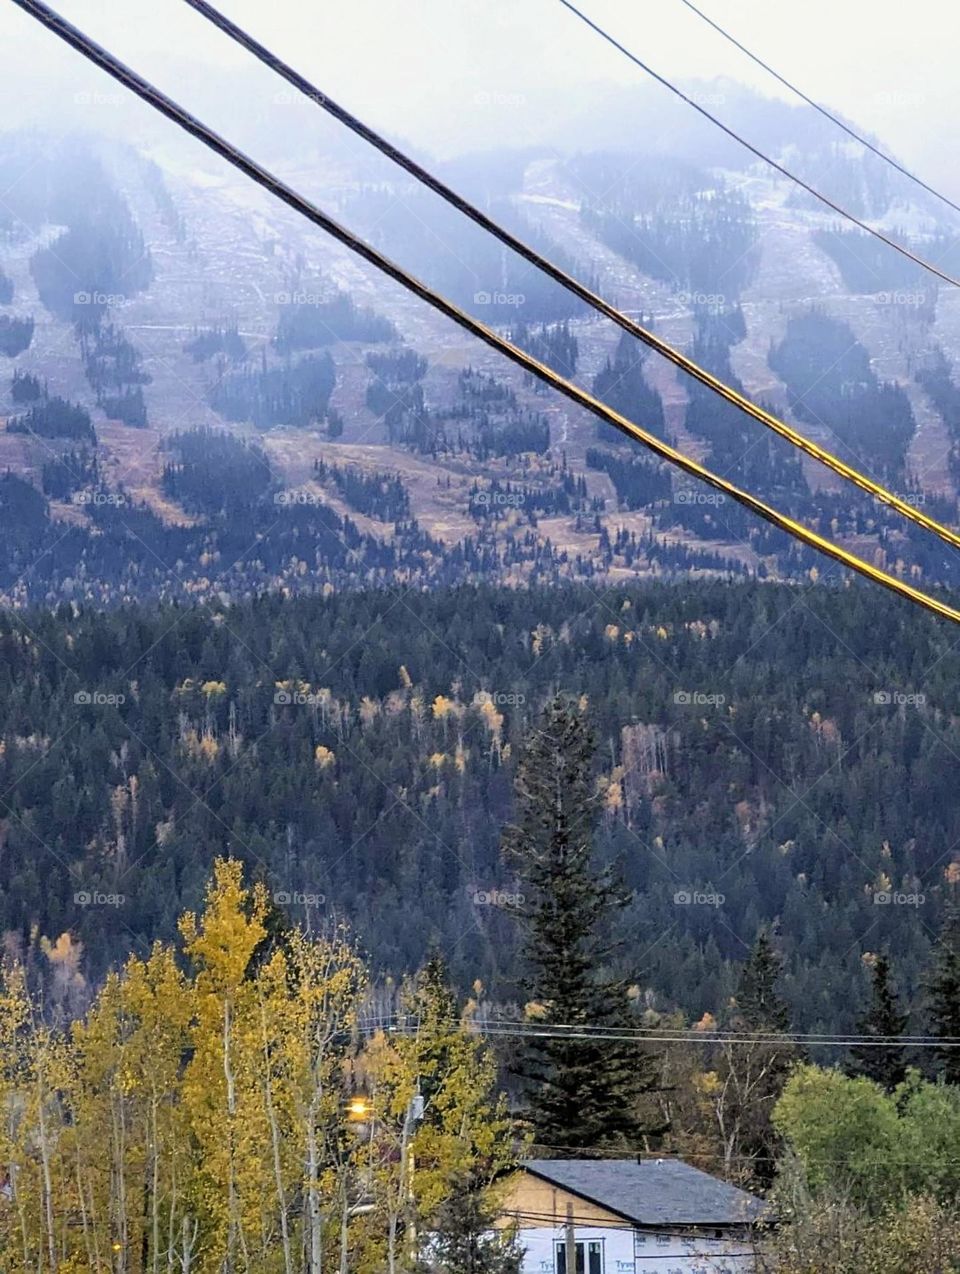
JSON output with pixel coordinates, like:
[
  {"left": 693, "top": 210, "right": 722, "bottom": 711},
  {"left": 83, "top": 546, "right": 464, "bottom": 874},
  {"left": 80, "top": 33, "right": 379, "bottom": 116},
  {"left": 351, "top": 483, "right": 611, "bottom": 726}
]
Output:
[
  {"left": 81, "top": 321, "right": 152, "bottom": 427},
  {"left": 8, "top": 393, "right": 97, "bottom": 444},
  {"left": 22, "top": 146, "right": 152, "bottom": 330},
  {"left": 211, "top": 353, "right": 338, "bottom": 429},
  {"left": 591, "top": 330, "right": 668, "bottom": 441},
  {"left": 586, "top": 445, "right": 671, "bottom": 508},
  {"left": 183, "top": 323, "right": 248, "bottom": 364},
  {"left": 769, "top": 310, "right": 917, "bottom": 476},
  {"left": 814, "top": 226, "right": 933, "bottom": 301},
  {"left": 274, "top": 290, "right": 397, "bottom": 351},
  {"left": 3, "top": 131, "right": 960, "bottom": 608},
  {"left": 313, "top": 458, "right": 412, "bottom": 522},
  {"left": 0, "top": 314, "right": 33, "bottom": 356},
  {"left": 4, "top": 109, "right": 960, "bottom": 1272},
  {"left": 581, "top": 186, "right": 759, "bottom": 300},
  {"left": 0, "top": 440, "right": 753, "bottom": 608},
  {"left": 1, "top": 578, "right": 958, "bottom": 1042}
]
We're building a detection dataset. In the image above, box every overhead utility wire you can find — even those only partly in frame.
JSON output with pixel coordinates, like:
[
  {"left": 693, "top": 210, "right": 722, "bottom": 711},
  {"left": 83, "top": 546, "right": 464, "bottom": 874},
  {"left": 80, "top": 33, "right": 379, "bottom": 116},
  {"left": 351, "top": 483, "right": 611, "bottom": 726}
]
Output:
[
  {"left": 13, "top": 0, "right": 960, "bottom": 628},
  {"left": 371, "top": 1012, "right": 960, "bottom": 1048},
  {"left": 459, "top": 1024, "right": 960, "bottom": 1049},
  {"left": 508, "top": 1210, "right": 756, "bottom": 1251},
  {"left": 180, "top": 0, "right": 960, "bottom": 557},
  {"left": 557, "top": 0, "right": 960, "bottom": 291},
  {"left": 679, "top": 0, "right": 960, "bottom": 220},
  {"left": 530, "top": 1142, "right": 960, "bottom": 1166}
]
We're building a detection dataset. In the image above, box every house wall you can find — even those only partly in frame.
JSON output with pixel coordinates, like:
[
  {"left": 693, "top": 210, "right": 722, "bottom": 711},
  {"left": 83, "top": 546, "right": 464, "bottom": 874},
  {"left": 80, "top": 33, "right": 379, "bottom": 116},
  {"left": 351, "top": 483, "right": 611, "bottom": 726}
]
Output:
[
  {"left": 502, "top": 1171, "right": 626, "bottom": 1227},
  {"left": 499, "top": 1170, "right": 755, "bottom": 1274},
  {"left": 629, "top": 1228, "right": 755, "bottom": 1273},
  {"left": 519, "top": 1222, "right": 636, "bottom": 1274},
  {"left": 517, "top": 1225, "right": 755, "bottom": 1274}
]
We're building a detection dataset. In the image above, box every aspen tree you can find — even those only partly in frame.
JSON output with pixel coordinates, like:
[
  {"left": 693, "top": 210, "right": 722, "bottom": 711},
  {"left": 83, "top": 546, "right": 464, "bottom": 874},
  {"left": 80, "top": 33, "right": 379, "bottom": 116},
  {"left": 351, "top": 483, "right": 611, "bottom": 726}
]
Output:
[
  {"left": 0, "top": 965, "right": 36, "bottom": 1271},
  {"left": 179, "top": 859, "right": 268, "bottom": 1273},
  {"left": 284, "top": 928, "right": 365, "bottom": 1274}
]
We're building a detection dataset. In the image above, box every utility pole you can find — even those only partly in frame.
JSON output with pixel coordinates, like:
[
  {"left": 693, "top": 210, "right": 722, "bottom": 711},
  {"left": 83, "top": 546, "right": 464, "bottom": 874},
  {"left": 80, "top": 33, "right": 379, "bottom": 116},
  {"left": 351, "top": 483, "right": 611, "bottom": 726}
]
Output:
[
  {"left": 405, "top": 1092, "right": 425, "bottom": 1266},
  {"left": 565, "top": 1201, "right": 576, "bottom": 1274}
]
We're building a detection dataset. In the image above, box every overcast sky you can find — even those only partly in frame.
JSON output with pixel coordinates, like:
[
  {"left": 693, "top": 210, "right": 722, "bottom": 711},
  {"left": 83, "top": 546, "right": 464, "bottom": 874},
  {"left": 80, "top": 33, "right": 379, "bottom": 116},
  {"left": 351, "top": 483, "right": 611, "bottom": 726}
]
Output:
[{"left": 0, "top": 0, "right": 952, "bottom": 174}]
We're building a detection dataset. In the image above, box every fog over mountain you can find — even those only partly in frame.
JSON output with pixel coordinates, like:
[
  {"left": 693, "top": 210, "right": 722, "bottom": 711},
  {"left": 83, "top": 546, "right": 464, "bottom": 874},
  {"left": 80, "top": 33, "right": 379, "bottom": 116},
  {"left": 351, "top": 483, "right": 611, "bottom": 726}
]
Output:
[{"left": 0, "top": 0, "right": 954, "bottom": 180}]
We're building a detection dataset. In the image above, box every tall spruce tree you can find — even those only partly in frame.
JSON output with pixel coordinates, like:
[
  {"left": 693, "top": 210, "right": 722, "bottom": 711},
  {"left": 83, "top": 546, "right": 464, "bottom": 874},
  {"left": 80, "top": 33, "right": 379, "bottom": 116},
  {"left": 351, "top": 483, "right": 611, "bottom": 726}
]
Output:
[
  {"left": 503, "top": 694, "right": 659, "bottom": 1154},
  {"left": 423, "top": 1178, "right": 523, "bottom": 1274},
  {"left": 847, "top": 954, "right": 908, "bottom": 1091},
  {"left": 737, "top": 930, "right": 791, "bottom": 1032},
  {"left": 928, "top": 904, "right": 960, "bottom": 1084}
]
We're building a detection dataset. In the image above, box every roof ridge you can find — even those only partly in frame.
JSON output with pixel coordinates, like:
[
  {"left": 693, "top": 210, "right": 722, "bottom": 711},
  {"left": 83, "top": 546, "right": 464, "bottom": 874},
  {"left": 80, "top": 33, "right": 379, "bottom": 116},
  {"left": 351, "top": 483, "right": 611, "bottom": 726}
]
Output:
[{"left": 517, "top": 1158, "right": 765, "bottom": 1227}]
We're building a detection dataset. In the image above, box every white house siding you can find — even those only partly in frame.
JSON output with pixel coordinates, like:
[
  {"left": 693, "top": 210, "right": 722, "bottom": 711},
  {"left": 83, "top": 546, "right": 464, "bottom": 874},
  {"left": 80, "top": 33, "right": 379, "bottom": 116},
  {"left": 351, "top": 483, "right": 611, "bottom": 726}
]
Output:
[
  {"left": 519, "top": 1224, "right": 755, "bottom": 1274},
  {"left": 520, "top": 1223, "right": 637, "bottom": 1274},
  {"left": 631, "top": 1228, "right": 754, "bottom": 1273}
]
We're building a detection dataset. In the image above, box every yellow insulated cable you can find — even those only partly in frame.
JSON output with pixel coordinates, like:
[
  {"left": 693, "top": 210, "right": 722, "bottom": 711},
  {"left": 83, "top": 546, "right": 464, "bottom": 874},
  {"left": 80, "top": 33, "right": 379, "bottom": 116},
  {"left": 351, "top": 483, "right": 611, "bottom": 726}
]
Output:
[
  {"left": 180, "top": 0, "right": 960, "bottom": 559},
  {"left": 15, "top": 0, "right": 960, "bottom": 628}
]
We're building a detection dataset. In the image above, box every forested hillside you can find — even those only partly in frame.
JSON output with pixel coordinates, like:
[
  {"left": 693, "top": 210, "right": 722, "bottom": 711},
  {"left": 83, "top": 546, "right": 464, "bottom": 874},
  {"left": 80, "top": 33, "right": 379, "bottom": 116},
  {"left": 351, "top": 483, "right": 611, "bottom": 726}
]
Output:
[{"left": 2, "top": 579, "right": 957, "bottom": 1037}]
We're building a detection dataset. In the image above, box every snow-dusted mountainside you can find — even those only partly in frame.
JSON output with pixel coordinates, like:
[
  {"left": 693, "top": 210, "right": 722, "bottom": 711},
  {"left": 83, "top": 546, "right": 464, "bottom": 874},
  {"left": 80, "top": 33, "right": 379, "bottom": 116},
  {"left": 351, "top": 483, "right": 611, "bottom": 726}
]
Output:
[{"left": 1, "top": 100, "right": 959, "bottom": 606}]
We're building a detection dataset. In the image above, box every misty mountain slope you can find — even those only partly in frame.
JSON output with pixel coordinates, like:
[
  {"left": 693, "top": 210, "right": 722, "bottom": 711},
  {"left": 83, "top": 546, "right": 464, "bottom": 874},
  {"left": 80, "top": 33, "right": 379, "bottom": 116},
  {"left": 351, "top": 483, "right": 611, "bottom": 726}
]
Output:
[
  {"left": 516, "top": 148, "right": 960, "bottom": 583},
  {"left": 2, "top": 114, "right": 960, "bottom": 603}
]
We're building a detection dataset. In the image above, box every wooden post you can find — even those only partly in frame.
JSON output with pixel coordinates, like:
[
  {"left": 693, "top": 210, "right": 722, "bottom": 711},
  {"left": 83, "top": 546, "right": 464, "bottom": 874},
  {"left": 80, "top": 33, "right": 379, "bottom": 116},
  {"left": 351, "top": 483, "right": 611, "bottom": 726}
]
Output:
[{"left": 565, "top": 1201, "right": 576, "bottom": 1274}]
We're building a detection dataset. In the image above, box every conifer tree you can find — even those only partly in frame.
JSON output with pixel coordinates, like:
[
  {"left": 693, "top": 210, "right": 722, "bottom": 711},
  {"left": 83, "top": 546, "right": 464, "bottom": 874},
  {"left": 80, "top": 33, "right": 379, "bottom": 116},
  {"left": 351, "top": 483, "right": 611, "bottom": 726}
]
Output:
[
  {"left": 737, "top": 930, "right": 792, "bottom": 1033},
  {"left": 503, "top": 694, "right": 659, "bottom": 1154},
  {"left": 847, "top": 954, "right": 908, "bottom": 1091},
  {"left": 928, "top": 904, "right": 960, "bottom": 1084},
  {"left": 713, "top": 929, "right": 797, "bottom": 1189},
  {"left": 424, "top": 1180, "right": 522, "bottom": 1274}
]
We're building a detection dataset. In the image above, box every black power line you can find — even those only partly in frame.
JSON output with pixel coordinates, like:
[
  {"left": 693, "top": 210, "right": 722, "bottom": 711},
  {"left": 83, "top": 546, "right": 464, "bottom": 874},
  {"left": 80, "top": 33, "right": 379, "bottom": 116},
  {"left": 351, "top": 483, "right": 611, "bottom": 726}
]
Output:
[
  {"left": 679, "top": 0, "right": 960, "bottom": 220},
  {"left": 557, "top": 0, "right": 960, "bottom": 288}
]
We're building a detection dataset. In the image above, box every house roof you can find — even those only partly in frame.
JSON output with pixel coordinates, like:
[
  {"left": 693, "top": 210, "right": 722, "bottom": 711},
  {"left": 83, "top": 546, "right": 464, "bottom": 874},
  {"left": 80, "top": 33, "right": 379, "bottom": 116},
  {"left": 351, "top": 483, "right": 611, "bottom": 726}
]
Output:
[{"left": 521, "top": 1159, "right": 765, "bottom": 1228}]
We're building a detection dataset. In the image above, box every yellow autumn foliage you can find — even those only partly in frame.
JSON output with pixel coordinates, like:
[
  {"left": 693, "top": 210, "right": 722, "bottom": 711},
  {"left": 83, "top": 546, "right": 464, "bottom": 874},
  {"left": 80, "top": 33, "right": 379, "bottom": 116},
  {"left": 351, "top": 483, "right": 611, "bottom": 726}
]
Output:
[{"left": 0, "top": 860, "right": 517, "bottom": 1274}]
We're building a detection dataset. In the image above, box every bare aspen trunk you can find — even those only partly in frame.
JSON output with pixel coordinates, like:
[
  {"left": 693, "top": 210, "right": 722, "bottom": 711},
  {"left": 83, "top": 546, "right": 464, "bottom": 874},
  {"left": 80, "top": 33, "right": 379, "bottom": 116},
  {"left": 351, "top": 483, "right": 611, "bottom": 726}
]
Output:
[
  {"left": 260, "top": 997, "right": 293, "bottom": 1274},
  {"left": 111, "top": 1089, "right": 129, "bottom": 1272},
  {"left": 387, "top": 1111, "right": 411, "bottom": 1274},
  {"left": 75, "top": 1148, "right": 96, "bottom": 1272},
  {"left": 339, "top": 1188, "right": 349, "bottom": 1274},
  {"left": 36, "top": 1069, "right": 58, "bottom": 1272},
  {"left": 387, "top": 1211, "right": 398, "bottom": 1274},
  {"left": 306, "top": 1121, "right": 323, "bottom": 1274},
  {"left": 151, "top": 1092, "right": 161, "bottom": 1274},
  {"left": 222, "top": 999, "right": 238, "bottom": 1273},
  {"left": 167, "top": 1168, "right": 178, "bottom": 1274},
  {"left": 179, "top": 1216, "right": 197, "bottom": 1273},
  {"left": 13, "top": 1167, "right": 33, "bottom": 1272}
]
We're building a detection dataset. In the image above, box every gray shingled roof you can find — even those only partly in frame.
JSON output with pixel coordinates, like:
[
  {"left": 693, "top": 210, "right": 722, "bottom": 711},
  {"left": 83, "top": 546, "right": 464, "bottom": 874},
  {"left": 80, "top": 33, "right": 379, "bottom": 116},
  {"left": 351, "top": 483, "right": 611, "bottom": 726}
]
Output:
[{"left": 522, "top": 1159, "right": 764, "bottom": 1228}]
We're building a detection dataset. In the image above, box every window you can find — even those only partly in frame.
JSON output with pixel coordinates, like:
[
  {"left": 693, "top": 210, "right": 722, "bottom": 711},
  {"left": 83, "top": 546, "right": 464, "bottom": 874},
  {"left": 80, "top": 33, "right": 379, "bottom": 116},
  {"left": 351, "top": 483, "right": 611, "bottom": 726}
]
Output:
[{"left": 555, "top": 1239, "right": 604, "bottom": 1273}]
